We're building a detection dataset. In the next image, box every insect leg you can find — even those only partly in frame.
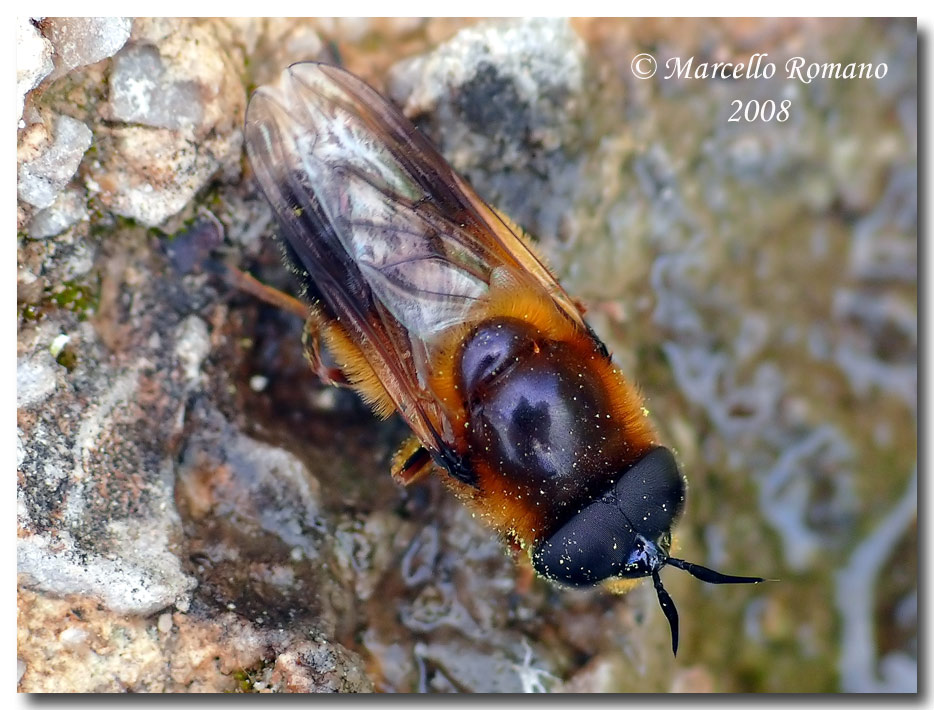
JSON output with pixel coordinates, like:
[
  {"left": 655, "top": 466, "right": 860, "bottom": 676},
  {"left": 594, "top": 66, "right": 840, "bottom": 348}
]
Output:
[
  {"left": 224, "top": 263, "right": 350, "bottom": 386},
  {"left": 514, "top": 555, "right": 536, "bottom": 595},
  {"left": 223, "top": 263, "right": 308, "bottom": 318},
  {"left": 391, "top": 436, "right": 435, "bottom": 486},
  {"left": 500, "top": 537, "right": 536, "bottom": 595},
  {"left": 301, "top": 304, "right": 353, "bottom": 387}
]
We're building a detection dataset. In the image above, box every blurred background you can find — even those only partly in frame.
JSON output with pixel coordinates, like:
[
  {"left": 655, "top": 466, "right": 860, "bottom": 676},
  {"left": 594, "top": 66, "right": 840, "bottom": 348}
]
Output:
[{"left": 17, "top": 18, "right": 916, "bottom": 692}]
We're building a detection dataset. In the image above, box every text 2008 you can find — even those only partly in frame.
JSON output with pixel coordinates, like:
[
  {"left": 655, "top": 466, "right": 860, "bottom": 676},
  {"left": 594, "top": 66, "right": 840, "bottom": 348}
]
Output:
[{"left": 728, "top": 99, "right": 791, "bottom": 122}]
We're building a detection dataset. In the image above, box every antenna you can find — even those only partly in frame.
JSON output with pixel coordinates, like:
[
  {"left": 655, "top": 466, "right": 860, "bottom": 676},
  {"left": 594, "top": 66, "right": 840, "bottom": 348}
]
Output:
[
  {"left": 653, "top": 558, "right": 767, "bottom": 656},
  {"left": 667, "top": 557, "right": 767, "bottom": 585},
  {"left": 652, "top": 571, "right": 679, "bottom": 656}
]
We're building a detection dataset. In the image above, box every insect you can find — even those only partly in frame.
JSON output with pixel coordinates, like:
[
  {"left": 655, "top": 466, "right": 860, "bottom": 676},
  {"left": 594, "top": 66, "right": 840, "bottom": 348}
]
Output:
[{"left": 243, "top": 62, "right": 764, "bottom": 655}]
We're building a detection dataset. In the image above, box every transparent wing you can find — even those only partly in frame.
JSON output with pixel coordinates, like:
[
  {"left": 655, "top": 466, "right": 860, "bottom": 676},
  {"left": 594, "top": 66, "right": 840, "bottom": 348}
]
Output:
[{"left": 244, "top": 62, "right": 584, "bottom": 460}]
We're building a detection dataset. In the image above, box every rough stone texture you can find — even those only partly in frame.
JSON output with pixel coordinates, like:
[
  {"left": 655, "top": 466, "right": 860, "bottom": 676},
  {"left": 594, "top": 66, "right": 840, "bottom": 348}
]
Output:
[
  {"left": 388, "top": 18, "right": 587, "bottom": 240},
  {"left": 225, "top": 18, "right": 326, "bottom": 88},
  {"left": 270, "top": 640, "right": 373, "bottom": 693},
  {"left": 16, "top": 18, "right": 54, "bottom": 121},
  {"left": 27, "top": 187, "right": 89, "bottom": 239},
  {"left": 17, "top": 113, "right": 92, "bottom": 209},
  {"left": 174, "top": 399, "right": 357, "bottom": 642},
  {"left": 109, "top": 43, "right": 206, "bottom": 130},
  {"left": 16, "top": 18, "right": 132, "bottom": 226},
  {"left": 17, "top": 586, "right": 364, "bottom": 692},
  {"left": 85, "top": 18, "right": 246, "bottom": 227},
  {"left": 16, "top": 342, "right": 60, "bottom": 409},
  {"left": 41, "top": 17, "right": 132, "bottom": 79},
  {"left": 16, "top": 287, "right": 200, "bottom": 617},
  {"left": 17, "top": 17, "right": 917, "bottom": 694},
  {"left": 89, "top": 125, "right": 239, "bottom": 227},
  {"left": 18, "top": 526, "right": 192, "bottom": 617}
]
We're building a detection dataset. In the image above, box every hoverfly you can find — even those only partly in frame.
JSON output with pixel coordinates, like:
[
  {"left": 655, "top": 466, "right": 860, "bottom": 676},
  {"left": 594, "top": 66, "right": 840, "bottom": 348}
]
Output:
[{"left": 243, "top": 62, "right": 764, "bottom": 655}]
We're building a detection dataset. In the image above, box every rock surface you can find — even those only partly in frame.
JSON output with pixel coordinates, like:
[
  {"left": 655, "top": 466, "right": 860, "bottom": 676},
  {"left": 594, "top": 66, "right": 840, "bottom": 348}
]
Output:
[
  {"left": 17, "top": 17, "right": 917, "bottom": 694},
  {"left": 27, "top": 187, "right": 89, "bottom": 239},
  {"left": 388, "top": 18, "right": 587, "bottom": 240},
  {"left": 41, "top": 17, "right": 132, "bottom": 79},
  {"left": 16, "top": 18, "right": 54, "bottom": 121},
  {"left": 87, "top": 19, "right": 246, "bottom": 226},
  {"left": 17, "top": 114, "right": 92, "bottom": 209}
]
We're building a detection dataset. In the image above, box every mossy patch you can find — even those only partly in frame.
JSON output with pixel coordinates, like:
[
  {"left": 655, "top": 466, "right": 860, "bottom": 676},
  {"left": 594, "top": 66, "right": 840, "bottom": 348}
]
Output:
[{"left": 20, "top": 276, "right": 100, "bottom": 324}]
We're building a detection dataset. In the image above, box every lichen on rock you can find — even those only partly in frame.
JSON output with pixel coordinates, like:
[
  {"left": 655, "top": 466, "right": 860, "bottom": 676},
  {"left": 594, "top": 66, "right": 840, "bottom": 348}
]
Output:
[{"left": 388, "top": 18, "right": 588, "bottom": 240}]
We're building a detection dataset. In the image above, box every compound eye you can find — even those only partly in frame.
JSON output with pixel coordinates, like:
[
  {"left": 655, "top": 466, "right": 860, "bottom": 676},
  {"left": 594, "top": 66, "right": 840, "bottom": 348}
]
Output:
[
  {"left": 614, "top": 447, "right": 685, "bottom": 542},
  {"left": 531, "top": 447, "right": 686, "bottom": 587},
  {"left": 531, "top": 494, "right": 637, "bottom": 586}
]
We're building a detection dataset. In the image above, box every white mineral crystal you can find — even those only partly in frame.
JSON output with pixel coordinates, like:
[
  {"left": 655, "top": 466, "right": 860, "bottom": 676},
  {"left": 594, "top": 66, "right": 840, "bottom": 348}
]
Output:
[
  {"left": 42, "top": 17, "right": 132, "bottom": 79},
  {"left": 28, "top": 187, "right": 88, "bottom": 238},
  {"left": 16, "top": 18, "right": 54, "bottom": 121},
  {"left": 17, "top": 114, "right": 92, "bottom": 209},
  {"left": 108, "top": 43, "right": 204, "bottom": 130}
]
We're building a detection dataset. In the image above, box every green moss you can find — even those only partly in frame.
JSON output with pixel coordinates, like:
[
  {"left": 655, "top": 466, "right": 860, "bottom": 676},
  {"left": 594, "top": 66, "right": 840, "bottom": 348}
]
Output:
[
  {"left": 231, "top": 669, "right": 253, "bottom": 692},
  {"left": 20, "top": 276, "right": 101, "bottom": 324},
  {"left": 21, "top": 303, "right": 43, "bottom": 322},
  {"left": 48, "top": 279, "right": 99, "bottom": 320},
  {"left": 55, "top": 347, "right": 78, "bottom": 372},
  {"left": 228, "top": 664, "right": 269, "bottom": 693}
]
